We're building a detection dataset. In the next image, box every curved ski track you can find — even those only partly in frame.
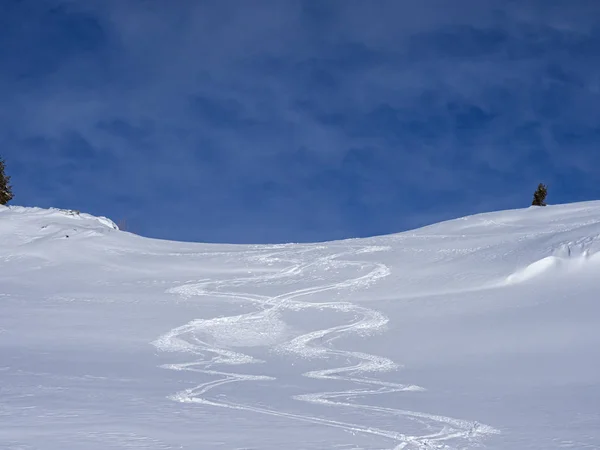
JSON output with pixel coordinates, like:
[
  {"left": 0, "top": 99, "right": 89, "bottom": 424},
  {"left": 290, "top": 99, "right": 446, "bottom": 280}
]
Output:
[{"left": 153, "top": 245, "right": 498, "bottom": 449}]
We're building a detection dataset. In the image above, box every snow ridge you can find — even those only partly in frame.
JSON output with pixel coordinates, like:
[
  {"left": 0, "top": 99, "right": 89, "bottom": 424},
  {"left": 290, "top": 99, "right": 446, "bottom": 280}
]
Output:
[{"left": 4, "top": 202, "right": 600, "bottom": 449}]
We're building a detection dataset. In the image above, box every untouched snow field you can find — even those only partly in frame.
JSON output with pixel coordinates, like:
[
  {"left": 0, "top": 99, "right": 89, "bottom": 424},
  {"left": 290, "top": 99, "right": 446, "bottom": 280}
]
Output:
[{"left": 1, "top": 203, "right": 599, "bottom": 449}]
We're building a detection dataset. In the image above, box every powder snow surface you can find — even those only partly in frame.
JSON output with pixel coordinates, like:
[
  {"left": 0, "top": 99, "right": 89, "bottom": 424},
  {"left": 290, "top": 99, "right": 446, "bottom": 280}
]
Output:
[{"left": 1, "top": 203, "right": 599, "bottom": 449}]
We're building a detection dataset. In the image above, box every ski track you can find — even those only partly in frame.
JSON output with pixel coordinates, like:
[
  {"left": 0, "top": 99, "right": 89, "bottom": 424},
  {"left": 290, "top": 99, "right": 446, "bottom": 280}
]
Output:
[{"left": 153, "top": 245, "right": 499, "bottom": 449}]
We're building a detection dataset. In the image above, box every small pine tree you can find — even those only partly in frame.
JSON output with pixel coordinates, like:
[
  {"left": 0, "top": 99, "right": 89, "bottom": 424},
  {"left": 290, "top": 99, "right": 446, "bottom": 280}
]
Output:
[
  {"left": 531, "top": 183, "right": 547, "bottom": 207},
  {"left": 0, "top": 157, "right": 14, "bottom": 205}
]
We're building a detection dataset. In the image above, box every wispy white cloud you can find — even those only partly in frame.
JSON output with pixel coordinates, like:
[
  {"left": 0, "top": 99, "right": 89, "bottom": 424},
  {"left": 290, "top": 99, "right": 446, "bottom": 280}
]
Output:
[{"left": 1, "top": 0, "right": 600, "bottom": 242}]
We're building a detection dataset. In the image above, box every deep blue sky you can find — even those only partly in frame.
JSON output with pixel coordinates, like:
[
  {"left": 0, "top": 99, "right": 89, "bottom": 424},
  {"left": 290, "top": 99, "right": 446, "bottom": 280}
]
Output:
[{"left": 2, "top": 1, "right": 600, "bottom": 243}]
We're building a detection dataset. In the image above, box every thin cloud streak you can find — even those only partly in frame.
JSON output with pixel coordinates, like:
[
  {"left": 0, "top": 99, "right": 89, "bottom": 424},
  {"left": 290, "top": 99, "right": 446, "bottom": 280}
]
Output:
[{"left": 1, "top": 1, "right": 599, "bottom": 242}]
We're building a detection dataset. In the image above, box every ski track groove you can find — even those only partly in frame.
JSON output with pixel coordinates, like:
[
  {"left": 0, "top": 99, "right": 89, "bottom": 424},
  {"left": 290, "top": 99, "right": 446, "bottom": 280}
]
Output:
[{"left": 153, "top": 245, "right": 499, "bottom": 449}]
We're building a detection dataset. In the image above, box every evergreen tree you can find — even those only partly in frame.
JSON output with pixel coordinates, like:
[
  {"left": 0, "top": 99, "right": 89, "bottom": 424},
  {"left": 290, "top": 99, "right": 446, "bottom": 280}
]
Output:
[
  {"left": 0, "top": 157, "right": 14, "bottom": 205},
  {"left": 531, "top": 183, "right": 547, "bottom": 207}
]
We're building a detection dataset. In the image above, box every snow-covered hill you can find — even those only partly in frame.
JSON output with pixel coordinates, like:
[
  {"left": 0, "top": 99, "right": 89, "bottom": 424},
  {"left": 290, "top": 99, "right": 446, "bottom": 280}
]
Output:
[{"left": 1, "top": 203, "right": 599, "bottom": 449}]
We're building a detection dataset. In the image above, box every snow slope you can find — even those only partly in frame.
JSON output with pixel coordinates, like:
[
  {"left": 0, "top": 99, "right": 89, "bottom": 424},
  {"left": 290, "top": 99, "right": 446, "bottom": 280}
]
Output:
[{"left": 1, "top": 203, "right": 599, "bottom": 449}]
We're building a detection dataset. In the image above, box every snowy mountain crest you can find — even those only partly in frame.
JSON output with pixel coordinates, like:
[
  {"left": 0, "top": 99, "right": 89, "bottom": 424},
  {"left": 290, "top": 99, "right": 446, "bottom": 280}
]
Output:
[{"left": 1, "top": 202, "right": 600, "bottom": 449}]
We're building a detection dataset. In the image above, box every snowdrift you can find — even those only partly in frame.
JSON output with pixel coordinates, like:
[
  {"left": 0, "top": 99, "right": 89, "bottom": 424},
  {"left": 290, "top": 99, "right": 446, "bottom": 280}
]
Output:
[{"left": 1, "top": 202, "right": 599, "bottom": 450}]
